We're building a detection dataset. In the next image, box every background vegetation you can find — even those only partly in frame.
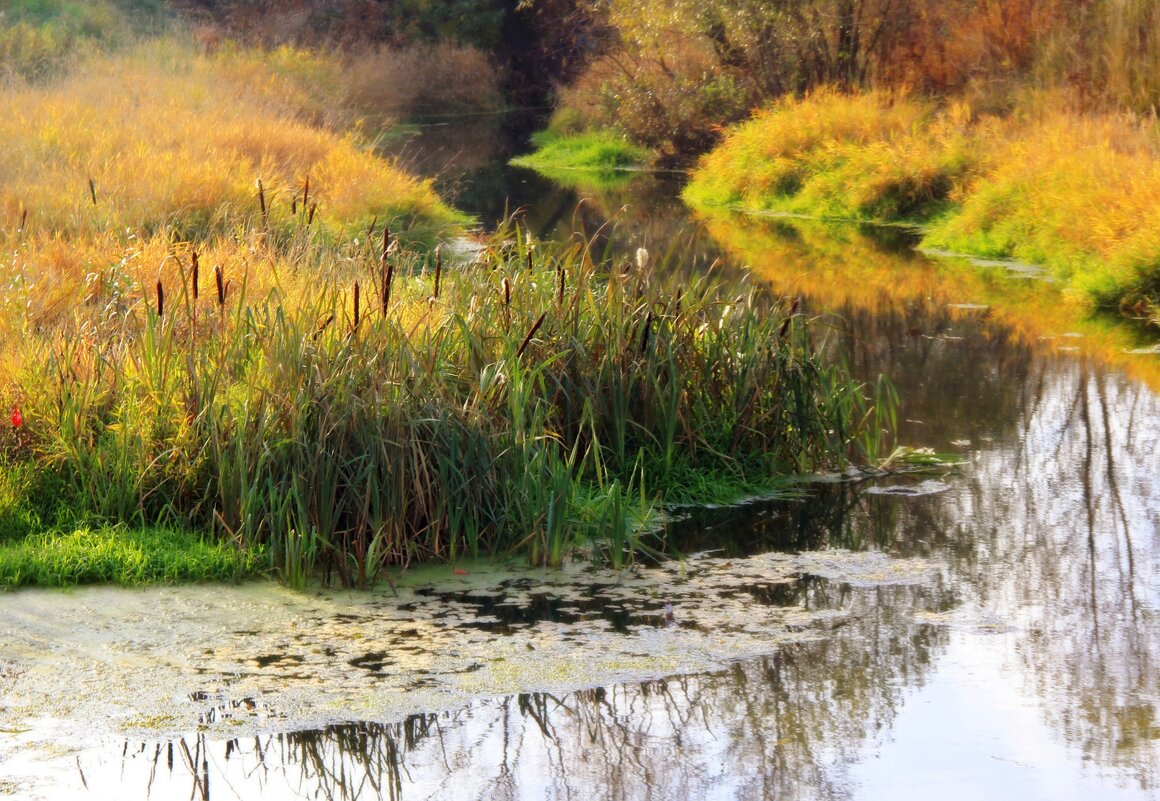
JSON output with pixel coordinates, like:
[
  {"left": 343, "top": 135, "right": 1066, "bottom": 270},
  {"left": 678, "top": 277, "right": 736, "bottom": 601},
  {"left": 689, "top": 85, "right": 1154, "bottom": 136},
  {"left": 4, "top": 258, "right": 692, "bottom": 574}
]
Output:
[{"left": 552, "top": 0, "right": 1160, "bottom": 161}]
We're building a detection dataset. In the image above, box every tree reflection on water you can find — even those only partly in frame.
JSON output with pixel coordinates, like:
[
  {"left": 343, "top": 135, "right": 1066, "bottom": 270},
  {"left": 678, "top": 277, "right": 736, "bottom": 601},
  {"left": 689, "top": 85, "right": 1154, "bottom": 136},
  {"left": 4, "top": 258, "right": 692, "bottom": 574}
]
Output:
[
  {"left": 127, "top": 579, "right": 947, "bottom": 800},
  {"left": 708, "top": 215, "right": 1160, "bottom": 792}
]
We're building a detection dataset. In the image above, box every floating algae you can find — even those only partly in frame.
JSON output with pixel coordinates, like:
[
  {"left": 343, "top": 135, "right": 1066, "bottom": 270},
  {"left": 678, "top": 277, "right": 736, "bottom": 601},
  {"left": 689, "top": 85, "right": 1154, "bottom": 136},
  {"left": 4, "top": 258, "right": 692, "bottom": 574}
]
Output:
[{"left": 0, "top": 548, "right": 942, "bottom": 792}]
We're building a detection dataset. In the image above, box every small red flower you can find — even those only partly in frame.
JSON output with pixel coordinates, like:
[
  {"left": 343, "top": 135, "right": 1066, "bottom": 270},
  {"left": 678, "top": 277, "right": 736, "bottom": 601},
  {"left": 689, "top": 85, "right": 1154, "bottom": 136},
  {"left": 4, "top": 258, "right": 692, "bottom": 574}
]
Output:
[
  {"left": 10, "top": 406, "right": 22, "bottom": 428},
  {"left": 453, "top": 567, "right": 469, "bottom": 576}
]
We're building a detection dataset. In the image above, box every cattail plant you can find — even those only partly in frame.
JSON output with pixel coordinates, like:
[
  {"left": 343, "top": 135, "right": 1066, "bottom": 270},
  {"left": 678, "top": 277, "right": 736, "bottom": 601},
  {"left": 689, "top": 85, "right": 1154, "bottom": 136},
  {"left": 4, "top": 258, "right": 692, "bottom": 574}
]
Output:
[
  {"left": 517, "top": 311, "right": 547, "bottom": 358},
  {"left": 381, "top": 226, "right": 393, "bottom": 315},
  {"left": 24, "top": 218, "right": 889, "bottom": 586},
  {"left": 256, "top": 178, "right": 268, "bottom": 226},
  {"left": 313, "top": 313, "right": 335, "bottom": 341},
  {"left": 88, "top": 177, "right": 97, "bottom": 206},
  {"left": 191, "top": 251, "right": 200, "bottom": 301}
]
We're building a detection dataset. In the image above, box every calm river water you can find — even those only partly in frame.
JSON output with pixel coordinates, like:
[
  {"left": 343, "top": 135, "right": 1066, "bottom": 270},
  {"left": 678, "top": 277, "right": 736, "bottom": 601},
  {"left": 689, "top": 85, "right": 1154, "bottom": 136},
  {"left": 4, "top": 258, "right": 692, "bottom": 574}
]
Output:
[{"left": 1, "top": 117, "right": 1158, "bottom": 800}]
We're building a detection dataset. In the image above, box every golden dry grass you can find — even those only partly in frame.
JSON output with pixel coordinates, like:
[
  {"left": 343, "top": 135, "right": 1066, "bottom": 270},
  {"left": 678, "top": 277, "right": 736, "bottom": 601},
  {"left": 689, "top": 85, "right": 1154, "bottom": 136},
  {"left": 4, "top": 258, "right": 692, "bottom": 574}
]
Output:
[
  {"left": 685, "top": 89, "right": 1160, "bottom": 309},
  {"left": 0, "top": 37, "right": 462, "bottom": 390},
  {"left": 0, "top": 39, "right": 458, "bottom": 240}
]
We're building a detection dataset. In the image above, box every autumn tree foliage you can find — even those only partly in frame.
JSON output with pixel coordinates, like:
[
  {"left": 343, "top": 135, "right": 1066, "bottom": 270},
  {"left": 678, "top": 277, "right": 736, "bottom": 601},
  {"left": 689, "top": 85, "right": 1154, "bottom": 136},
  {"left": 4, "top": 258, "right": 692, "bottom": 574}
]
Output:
[{"left": 558, "top": 0, "right": 1160, "bottom": 160}]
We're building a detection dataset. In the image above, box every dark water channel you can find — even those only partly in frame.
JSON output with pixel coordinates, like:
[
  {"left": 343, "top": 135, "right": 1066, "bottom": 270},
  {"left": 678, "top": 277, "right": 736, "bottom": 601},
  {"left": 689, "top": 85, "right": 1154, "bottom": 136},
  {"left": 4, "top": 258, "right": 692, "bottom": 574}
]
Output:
[{"left": 2, "top": 117, "right": 1159, "bottom": 800}]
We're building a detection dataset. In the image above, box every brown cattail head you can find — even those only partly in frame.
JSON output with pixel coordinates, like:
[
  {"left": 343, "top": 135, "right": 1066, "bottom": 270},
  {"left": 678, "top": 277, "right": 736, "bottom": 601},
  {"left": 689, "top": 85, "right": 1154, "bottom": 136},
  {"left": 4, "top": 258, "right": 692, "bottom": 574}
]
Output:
[
  {"left": 88, "top": 177, "right": 97, "bottom": 206},
  {"left": 433, "top": 245, "right": 443, "bottom": 299},
  {"left": 302, "top": 174, "right": 310, "bottom": 211},
  {"left": 381, "top": 226, "right": 390, "bottom": 264},
  {"left": 191, "top": 251, "right": 200, "bottom": 301},
  {"left": 156, "top": 279, "right": 165, "bottom": 319},
  {"left": 313, "top": 313, "right": 335, "bottom": 341},
  {"left": 516, "top": 311, "right": 547, "bottom": 359},
  {"left": 19, "top": 207, "right": 27, "bottom": 230},
  {"left": 291, "top": 198, "right": 297, "bottom": 216},
  {"left": 502, "top": 277, "right": 511, "bottom": 307},
  {"left": 256, "top": 178, "right": 267, "bottom": 221},
  {"left": 383, "top": 260, "right": 394, "bottom": 316},
  {"left": 307, "top": 202, "right": 317, "bottom": 225},
  {"left": 779, "top": 297, "right": 801, "bottom": 339},
  {"left": 639, "top": 311, "right": 653, "bottom": 354},
  {"left": 352, "top": 281, "right": 361, "bottom": 330},
  {"left": 215, "top": 265, "right": 225, "bottom": 306}
]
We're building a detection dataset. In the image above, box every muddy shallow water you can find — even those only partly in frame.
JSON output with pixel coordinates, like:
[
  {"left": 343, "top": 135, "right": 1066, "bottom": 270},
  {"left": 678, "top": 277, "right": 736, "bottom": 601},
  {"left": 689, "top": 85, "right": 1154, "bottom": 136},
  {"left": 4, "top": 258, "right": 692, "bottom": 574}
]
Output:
[{"left": 2, "top": 119, "right": 1159, "bottom": 800}]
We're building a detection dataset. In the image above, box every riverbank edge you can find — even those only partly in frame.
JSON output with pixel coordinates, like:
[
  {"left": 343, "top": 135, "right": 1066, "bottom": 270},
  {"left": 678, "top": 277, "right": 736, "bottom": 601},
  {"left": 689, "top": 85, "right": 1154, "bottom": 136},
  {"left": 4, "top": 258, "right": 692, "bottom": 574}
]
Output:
[
  {"left": 680, "top": 91, "right": 1160, "bottom": 316},
  {"left": 0, "top": 465, "right": 815, "bottom": 590}
]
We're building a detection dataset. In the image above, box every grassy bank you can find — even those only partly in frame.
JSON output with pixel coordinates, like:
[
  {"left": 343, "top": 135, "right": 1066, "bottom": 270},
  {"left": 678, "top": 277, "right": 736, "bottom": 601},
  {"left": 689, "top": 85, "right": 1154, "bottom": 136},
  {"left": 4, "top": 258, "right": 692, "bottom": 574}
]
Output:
[
  {"left": 0, "top": 40, "right": 462, "bottom": 242},
  {"left": 0, "top": 526, "right": 261, "bottom": 588},
  {"left": 684, "top": 90, "right": 1160, "bottom": 312},
  {"left": 511, "top": 130, "right": 650, "bottom": 185},
  {"left": 0, "top": 13, "right": 894, "bottom": 589},
  {"left": 0, "top": 46, "right": 890, "bottom": 591}
]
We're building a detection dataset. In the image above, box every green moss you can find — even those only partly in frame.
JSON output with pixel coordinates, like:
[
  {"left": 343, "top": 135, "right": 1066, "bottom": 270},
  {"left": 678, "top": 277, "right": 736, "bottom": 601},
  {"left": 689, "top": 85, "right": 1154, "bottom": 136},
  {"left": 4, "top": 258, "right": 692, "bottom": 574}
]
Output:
[{"left": 0, "top": 526, "right": 263, "bottom": 588}]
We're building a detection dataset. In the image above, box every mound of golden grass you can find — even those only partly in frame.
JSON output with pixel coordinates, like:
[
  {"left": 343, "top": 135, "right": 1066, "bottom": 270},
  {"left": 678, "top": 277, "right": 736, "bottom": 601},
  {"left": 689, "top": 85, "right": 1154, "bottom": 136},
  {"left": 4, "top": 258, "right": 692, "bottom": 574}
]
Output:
[
  {"left": 685, "top": 89, "right": 1160, "bottom": 310},
  {"left": 0, "top": 37, "right": 465, "bottom": 392},
  {"left": 0, "top": 39, "right": 459, "bottom": 240}
]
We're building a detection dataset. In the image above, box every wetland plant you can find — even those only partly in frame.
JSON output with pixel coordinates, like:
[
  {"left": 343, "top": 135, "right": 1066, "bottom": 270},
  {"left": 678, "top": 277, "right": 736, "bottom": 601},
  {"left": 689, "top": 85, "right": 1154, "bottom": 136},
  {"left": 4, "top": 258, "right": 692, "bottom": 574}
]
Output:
[{"left": 4, "top": 223, "right": 890, "bottom": 588}]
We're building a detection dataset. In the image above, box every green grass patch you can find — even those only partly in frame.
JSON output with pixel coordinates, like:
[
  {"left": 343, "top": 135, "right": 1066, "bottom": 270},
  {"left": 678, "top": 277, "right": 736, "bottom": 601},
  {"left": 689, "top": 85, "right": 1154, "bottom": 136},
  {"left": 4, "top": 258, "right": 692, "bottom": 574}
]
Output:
[
  {"left": 512, "top": 130, "right": 651, "bottom": 184},
  {"left": 0, "top": 526, "right": 262, "bottom": 589}
]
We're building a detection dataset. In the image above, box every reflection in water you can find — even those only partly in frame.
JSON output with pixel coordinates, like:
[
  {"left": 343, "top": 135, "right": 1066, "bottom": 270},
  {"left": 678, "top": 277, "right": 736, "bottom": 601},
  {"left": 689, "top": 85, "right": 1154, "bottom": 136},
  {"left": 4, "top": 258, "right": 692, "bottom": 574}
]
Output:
[
  {"left": 116, "top": 582, "right": 948, "bottom": 801},
  {"left": 704, "top": 214, "right": 1160, "bottom": 793}
]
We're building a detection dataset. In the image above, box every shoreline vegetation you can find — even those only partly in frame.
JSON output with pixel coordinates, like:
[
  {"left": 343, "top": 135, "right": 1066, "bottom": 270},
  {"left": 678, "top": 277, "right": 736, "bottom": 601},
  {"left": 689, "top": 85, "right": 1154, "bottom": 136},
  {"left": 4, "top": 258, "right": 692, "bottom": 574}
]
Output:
[
  {"left": 1, "top": 224, "right": 890, "bottom": 589},
  {"left": 514, "top": 90, "right": 1160, "bottom": 317},
  {"left": 682, "top": 90, "right": 1160, "bottom": 313},
  {"left": 514, "top": 0, "right": 1160, "bottom": 323},
  {"left": 0, "top": 13, "right": 892, "bottom": 590},
  {"left": 510, "top": 130, "right": 651, "bottom": 185}
]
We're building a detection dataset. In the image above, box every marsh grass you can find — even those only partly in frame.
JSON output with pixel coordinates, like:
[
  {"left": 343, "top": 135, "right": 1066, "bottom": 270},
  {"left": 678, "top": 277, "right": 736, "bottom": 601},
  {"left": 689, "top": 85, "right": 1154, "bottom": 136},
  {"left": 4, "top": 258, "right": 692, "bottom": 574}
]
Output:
[
  {"left": 4, "top": 221, "right": 886, "bottom": 588},
  {"left": 0, "top": 25, "right": 889, "bottom": 589}
]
